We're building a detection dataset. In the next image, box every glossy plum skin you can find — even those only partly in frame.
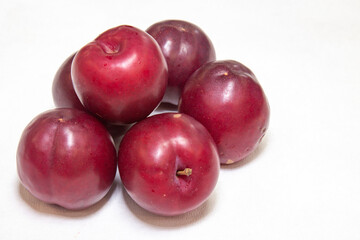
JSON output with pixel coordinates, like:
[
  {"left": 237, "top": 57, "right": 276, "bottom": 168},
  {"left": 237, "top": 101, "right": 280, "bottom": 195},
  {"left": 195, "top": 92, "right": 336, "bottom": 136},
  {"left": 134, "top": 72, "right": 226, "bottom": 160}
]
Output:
[
  {"left": 17, "top": 108, "right": 117, "bottom": 210},
  {"left": 51, "top": 53, "right": 128, "bottom": 140},
  {"left": 72, "top": 25, "right": 168, "bottom": 125},
  {"left": 52, "top": 53, "right": 85, "bottom": 111},
  {"left": 118, "top": 113, "right": 220, "bottom": 216},
  {"left": 179, "top": 60, "right": 270, "bottom": 164},
  {"left": 146, "top": 20, "right": 216, "bottom": 105}
]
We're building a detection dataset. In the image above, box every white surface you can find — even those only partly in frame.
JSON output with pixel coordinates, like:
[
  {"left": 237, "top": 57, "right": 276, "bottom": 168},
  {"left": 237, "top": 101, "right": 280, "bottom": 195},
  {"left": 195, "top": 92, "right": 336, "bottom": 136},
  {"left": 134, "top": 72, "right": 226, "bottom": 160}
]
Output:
[{"left": 1, "top": 0, "right": 360, "bottom": 239}]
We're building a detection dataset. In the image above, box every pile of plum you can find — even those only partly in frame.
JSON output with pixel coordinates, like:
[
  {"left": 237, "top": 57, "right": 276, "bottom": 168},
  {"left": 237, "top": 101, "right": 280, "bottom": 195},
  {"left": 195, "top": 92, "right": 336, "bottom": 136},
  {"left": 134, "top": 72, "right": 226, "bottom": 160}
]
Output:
[{"left": 17, "top": 20, "right": 270, "bottom": 216}]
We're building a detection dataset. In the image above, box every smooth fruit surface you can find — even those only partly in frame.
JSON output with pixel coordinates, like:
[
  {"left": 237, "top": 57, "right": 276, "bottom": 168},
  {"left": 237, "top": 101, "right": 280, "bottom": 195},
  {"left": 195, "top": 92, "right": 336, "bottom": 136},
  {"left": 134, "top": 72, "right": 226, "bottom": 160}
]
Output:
[
  {"left": 17, "top": 108, "right": 117, "bottom": 209},
  {"left": 51, "top": 55, "right": 128, "bottom": 141},
  {"left": 118, "top": 113, "right": 219, "bottom": 216},
  {"left": 52, "top": 53, "right": 85, "bottom": 111},
  {"left": 72, "top": 25, "right": 168, "bottom": 125},
  {"left": 147, "top": 20, "right": 215, "bottom": 105},
  {"left": 179, "top": 60, "right": 270, "bottom": 164}
]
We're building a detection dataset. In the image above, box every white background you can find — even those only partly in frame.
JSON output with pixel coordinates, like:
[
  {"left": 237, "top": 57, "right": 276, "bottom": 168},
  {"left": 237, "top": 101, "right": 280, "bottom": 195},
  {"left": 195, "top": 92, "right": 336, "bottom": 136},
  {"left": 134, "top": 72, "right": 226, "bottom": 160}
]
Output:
[{"left": 1, "top": 0, "right": 360, "bottom": 239}]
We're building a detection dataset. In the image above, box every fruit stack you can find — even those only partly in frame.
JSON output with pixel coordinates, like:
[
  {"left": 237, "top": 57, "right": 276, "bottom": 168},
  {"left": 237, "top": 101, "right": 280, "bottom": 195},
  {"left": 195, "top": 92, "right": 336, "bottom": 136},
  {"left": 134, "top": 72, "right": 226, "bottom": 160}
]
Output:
[{"left": 16, "top": 20, "right": 270, "bottom": 216}]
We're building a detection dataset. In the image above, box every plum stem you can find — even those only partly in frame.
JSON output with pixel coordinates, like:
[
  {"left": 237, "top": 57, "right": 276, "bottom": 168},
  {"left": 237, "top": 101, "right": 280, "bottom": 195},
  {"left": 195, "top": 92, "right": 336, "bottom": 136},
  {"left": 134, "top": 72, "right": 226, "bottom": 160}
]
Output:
[{"left": 176, "top": 168, "right": 192, "bottom": 176}]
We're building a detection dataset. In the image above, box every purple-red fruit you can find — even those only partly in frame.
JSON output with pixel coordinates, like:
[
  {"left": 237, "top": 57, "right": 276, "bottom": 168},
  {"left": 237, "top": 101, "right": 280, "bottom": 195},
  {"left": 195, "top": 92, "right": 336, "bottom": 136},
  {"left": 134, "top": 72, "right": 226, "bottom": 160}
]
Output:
[
  {"left": 118, "top": 113, "right": 219, "bottom": 216},
  {"left": 72, "top": 25, "right": 168, "bottom": 125},
  {"left": 179, "top": 60, "right": 270, "bottom": 164},
  {"left": 147, "top": 20, "right": 216, "bottom": 105},
  {"left": 52, "top": 53, "right": 85, "bottom": 111},
  {"left": 17, "top": 108, "right": 117, "bottom": 209}
]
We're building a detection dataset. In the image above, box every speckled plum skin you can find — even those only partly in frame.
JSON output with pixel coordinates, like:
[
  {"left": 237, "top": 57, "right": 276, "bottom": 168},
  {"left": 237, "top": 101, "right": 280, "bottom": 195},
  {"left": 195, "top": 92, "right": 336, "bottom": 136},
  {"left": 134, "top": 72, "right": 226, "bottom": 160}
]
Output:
[
  {"left": 179, "top": 60, "right": 270, "bottom": 164},
  {"left": 118, "top": 113, "right": 220, "bottom": 216},
  {"left": 52, "top": 53, "right": 86, "bottom": 111},
  {"left": 16, "top": 108, "right": 117, "bottom": 210},
  {"left": 72, "top": 25, "right": 168, "bottom": 125},
  {"left": 146, "top": 20, "right": 216, "bottom": 105}
]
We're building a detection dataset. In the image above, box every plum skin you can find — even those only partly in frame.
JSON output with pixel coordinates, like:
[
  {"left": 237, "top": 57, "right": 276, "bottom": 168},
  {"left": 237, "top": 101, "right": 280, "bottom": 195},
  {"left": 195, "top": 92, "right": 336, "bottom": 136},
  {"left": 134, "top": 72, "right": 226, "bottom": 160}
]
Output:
[
  {"left": 71, "top": 25, "right": 168, "bottom": 125},
  {"left": 52, "top": 53, "right": 86, "bottom": 111},
  {"left": 179, "top": 60, "right": 270, "bottom": 164},
  {"left": 51, "top": 53, "right": 129, "bottom": 141},
  {"left": 16, "top": 108, "right": 117, "bottom": 210},
  {"left": 118, "top": 113, "right": 220, "bottom": 216},
  {"left": 146, "top": 20, "right": 216, "bottom": 105}
]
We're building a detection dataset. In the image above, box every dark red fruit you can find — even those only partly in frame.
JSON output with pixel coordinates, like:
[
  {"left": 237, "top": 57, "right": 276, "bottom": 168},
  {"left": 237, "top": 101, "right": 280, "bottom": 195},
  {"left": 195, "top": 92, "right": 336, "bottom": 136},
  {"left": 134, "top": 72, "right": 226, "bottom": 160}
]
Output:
[
  {"left": 118, "top": 113, "right": 219, "bottom": 216},
  {"left": 52, "top": 53, "right": 85, "bottom": 111},
  {"left": 51, "top": 54, "right": 130, "bottom": 142},
  {"left": 147, "top": 20, "right": 216, "bottom": 105},
  {"left": 17, "top": 108, "right": 117, "bottom": 209},
  {"left": 72, "top": 25, "right": 168, "bottom": 125},
  {"left": 179, "top": 60, "right": 270, "bottom": 164}
]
